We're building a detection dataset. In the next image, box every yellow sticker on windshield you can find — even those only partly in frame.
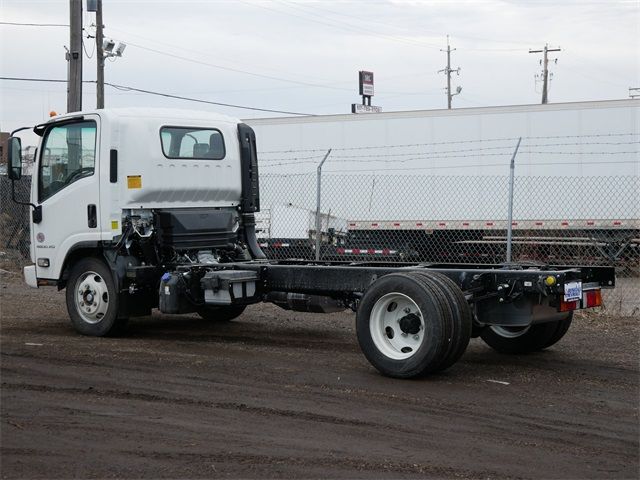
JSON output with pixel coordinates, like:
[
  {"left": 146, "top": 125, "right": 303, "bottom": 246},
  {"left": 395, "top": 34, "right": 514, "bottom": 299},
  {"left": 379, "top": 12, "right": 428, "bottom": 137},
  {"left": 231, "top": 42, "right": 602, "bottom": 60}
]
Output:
[{"left": 127, "top": 175, "right": 142, "bottom": 189}]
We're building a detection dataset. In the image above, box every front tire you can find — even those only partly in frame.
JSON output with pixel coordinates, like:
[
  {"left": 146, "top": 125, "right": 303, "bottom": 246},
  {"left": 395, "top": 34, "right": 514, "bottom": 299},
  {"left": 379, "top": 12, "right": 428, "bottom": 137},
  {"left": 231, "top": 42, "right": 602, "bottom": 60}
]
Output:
[{"left": 65, "top": 257, "right": 127, "bottom": 336}]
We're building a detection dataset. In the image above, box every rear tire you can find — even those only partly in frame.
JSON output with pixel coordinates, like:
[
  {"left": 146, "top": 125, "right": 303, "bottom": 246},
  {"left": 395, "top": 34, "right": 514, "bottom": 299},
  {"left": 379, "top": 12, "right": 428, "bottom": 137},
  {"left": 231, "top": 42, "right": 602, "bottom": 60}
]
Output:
[
  {"left": 65, "top": 257, "right": 127, "bottom": 336},
  {"left": 356, "top": 272, "right": 453, "bottom": 378},
  {"left": 540, "top": 313, "right": 573, "bottom": 349},
  {"left": 197, "top": 305, "right": 246, "bottom": 322},
  {"left": 413, "top": 271, "right": 472, "bottom": 371},
  {"left": 480, "top": 313, "right": 573, "bottom": 354}
]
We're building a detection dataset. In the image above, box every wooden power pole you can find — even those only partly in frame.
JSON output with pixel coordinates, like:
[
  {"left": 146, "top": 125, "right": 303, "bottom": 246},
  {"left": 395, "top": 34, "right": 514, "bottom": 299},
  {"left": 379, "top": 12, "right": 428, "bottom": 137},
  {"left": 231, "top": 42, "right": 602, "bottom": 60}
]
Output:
[
  {"left": 67, "top": 0, "right": 83, "bottom": 113},
  {"left": 529, "top": 44, "right": 561, "bottom": 104},
  {"left": 96, "top": 0, "right": 105, "bottom": 109}
]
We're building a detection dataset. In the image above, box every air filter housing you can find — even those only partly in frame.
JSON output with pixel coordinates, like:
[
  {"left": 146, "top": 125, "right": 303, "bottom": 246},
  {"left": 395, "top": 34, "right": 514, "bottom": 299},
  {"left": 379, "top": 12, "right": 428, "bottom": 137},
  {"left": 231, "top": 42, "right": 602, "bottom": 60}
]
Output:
[{"left": 155, "top": 208, "right": 239, "bottom": 250}]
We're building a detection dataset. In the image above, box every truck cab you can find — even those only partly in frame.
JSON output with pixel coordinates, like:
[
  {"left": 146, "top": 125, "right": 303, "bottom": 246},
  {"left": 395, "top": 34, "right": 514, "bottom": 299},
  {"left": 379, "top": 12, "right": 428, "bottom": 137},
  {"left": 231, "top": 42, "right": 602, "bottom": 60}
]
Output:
[{"left": 9, "top": 108, "right": 263, "bottom": 332}]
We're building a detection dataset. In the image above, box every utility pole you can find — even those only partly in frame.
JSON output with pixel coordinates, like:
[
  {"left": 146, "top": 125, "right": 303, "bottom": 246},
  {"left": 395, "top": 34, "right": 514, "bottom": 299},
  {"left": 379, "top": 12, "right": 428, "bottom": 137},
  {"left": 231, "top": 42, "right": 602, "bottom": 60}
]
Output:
[
  {"left": 529, "top": 44, "right": 561, "bottom": 104},
  {"left": 96, "top": 0, "right": 105, "bottom": 109},
  {"left": 438, "top": 35, "right": 461, "bottom": 109},
  {"left": 67, "top": 0, "right": 83, "bottom": 112}
]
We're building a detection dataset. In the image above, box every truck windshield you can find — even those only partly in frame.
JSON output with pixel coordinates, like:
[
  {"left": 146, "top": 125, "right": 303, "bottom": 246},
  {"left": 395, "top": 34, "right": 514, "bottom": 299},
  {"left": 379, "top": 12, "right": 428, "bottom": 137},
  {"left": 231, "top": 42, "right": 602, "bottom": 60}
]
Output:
[{"left": 38, "top": 120, "right": 97, "bottom": 202}]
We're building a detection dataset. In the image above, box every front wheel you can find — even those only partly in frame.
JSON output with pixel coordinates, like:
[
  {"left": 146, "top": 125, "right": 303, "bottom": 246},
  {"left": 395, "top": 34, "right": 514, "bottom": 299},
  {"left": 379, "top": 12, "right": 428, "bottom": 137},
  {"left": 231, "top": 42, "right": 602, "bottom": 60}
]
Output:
[
  {"left": 65, "top": 257, "right": 127, "bottom": 336},
  {"left": 480, "top": 313, "right": 573, "bottom": 354}
]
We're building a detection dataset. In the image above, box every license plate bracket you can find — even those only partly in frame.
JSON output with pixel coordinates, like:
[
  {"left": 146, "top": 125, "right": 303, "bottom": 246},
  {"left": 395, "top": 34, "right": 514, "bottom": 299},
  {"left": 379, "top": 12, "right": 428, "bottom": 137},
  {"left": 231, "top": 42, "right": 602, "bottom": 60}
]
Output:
[{"left": 564, "top": 281, "right": 583, "bottom": 301}]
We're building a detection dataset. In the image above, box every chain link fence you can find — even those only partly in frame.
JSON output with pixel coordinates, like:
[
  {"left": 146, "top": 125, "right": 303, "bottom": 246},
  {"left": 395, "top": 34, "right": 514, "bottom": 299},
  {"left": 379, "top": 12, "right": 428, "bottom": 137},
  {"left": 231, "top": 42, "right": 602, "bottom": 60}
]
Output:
[
  {"left": 1, "top": 138, "right": 638, "bottom": 315},
  {"left": 255, "top": 137, "right": 639, "bottom": 316}
]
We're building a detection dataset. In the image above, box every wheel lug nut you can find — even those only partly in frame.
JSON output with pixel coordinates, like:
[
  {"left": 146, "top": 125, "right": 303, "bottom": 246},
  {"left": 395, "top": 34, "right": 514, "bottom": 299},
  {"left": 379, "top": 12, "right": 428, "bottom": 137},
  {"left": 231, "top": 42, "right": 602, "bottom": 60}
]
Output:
[
  {"left": 401, "top": 332, "right": 408, "bottom": 337},
  {"left": 413, "top": 335, "right": 420, "bottom": 340},
  {"left": 404, "top": 308, "right": 411, "bottom": 313}
]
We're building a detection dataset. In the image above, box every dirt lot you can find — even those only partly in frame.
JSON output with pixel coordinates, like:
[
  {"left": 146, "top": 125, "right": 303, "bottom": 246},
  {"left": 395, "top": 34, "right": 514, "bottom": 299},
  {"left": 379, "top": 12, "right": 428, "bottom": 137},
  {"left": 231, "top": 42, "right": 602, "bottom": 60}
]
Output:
[{"left": 1, "top": 270, "right": 638, "bottom": 479}]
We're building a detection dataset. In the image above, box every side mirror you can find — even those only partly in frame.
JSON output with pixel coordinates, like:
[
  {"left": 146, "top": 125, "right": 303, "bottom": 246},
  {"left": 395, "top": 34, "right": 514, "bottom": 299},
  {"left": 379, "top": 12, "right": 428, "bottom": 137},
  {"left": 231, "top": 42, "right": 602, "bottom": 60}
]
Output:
[{"left": 8, "top": 137, "right": 22, "bottom": 180}]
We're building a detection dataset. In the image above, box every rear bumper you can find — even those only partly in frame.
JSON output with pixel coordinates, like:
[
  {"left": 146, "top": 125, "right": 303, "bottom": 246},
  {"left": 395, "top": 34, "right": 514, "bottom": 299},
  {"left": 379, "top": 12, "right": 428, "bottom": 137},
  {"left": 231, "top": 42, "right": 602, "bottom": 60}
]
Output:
[{"left": 23, "top": 265, "right": 38, "bottom": 288}]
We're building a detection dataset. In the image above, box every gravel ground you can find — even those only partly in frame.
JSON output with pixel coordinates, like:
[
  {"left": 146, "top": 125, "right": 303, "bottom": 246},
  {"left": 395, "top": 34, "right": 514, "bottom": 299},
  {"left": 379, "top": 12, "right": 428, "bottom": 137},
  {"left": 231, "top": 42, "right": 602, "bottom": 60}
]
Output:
[{"left": 1, "top": 271, "right": 638, "bottom": 479}]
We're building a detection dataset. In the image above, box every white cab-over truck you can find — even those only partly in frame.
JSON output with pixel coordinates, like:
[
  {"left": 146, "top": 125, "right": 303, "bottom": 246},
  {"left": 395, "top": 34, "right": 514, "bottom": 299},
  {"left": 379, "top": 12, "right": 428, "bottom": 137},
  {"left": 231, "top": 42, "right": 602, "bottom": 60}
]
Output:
[{"left": 7, "top": 108, "right": 615, "bottom": 378}]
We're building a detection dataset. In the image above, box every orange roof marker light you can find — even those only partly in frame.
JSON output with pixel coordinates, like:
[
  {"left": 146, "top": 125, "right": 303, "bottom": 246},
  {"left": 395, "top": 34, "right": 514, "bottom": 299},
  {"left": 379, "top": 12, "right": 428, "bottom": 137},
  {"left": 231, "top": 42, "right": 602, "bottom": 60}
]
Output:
[{"left": 49, "top": 111, "right": 58, "bottom": 117}]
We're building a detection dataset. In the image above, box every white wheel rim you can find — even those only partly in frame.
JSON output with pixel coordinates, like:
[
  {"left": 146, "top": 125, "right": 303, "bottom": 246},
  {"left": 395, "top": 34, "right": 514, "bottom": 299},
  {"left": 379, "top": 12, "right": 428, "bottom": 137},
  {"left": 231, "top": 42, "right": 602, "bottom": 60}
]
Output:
[
  {"left": 74, "top": 271, "right": 109, "bottom": 324},
  {"left": 369, "top": 292, "right": 425, "bottom": 360},
  {"left": 490, "top": 325, "right": 531, "bottom": 338}
]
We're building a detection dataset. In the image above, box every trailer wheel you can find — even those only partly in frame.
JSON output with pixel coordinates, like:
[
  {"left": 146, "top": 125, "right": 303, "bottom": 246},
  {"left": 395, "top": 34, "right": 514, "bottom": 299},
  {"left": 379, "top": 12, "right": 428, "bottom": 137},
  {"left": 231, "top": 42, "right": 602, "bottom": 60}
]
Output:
[
  {"left": 413, "top": 271, "right": 472, "bottom": 371},
  {"left": 356, "top": 273, "right": 451, "bottom": 378},
  {"left": 197, "top": 305, "right": 246, "bottom": 322},
  {"left": 480, "top": 313, "right": 573, "bottom": 354},
  {"left": 65, "top": 258, "right": 127, "bottom": 337}
]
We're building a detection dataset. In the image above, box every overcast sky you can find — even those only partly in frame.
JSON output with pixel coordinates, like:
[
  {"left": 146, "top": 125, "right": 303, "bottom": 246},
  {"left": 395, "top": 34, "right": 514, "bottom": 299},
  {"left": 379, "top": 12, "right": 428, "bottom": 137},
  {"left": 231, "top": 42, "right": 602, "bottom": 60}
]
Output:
[{"left": 1, "top": 0, "right": 638, "bottom": 133}]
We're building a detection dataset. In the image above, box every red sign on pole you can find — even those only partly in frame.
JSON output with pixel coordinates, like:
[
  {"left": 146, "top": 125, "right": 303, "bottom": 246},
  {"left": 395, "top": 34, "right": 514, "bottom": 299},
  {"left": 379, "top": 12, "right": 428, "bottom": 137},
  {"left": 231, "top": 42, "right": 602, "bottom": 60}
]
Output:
[{"left": 359, "top": 71, "right": 374, "bottom": 96}]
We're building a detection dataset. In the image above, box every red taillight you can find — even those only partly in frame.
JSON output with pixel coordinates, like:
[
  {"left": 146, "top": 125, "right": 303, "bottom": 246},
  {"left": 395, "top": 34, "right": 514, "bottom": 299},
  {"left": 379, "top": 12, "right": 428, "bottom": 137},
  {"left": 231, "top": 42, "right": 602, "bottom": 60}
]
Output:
[
  {"left": 584, "top": 289, "right": 602, "bottom": 308},
  {"left": 559, "top": 299, "right": 579, "bottom": 312}
]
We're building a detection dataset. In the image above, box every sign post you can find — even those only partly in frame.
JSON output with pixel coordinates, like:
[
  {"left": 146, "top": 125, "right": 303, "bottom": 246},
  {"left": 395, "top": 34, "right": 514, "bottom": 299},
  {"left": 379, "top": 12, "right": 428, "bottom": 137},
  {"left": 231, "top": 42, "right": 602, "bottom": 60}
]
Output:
[{"left": 352, "top": 70, "right": 381, "bottom": 114}]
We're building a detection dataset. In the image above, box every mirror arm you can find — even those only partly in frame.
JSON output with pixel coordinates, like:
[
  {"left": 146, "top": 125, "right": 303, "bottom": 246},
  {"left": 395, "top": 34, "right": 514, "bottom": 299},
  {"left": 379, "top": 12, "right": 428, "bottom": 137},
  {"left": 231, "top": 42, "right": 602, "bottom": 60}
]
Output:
[{"left": 10, "top": 126, "right": 31, "bottom": 136}]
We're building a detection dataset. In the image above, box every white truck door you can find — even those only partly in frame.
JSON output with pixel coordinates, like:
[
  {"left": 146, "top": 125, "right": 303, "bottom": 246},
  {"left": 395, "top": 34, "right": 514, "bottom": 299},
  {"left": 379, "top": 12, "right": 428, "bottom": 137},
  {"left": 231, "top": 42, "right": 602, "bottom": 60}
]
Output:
[{"left": 32, "top": 116, "right": 101, "bottom": 280}]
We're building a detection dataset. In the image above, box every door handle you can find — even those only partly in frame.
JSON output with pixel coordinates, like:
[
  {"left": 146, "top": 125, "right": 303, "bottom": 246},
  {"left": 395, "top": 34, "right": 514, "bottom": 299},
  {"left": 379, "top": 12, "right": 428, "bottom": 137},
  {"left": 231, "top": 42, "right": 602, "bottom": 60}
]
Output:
[{"left": 87, "top": 204, "right": 97, "bottom": 228}]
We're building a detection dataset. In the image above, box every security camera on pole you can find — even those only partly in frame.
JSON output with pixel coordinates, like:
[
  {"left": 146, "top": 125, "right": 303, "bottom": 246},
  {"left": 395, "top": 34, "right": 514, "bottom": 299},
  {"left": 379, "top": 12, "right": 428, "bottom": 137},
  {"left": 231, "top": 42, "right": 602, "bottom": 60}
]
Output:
[
  {"left": 351, "top": 71, "right": 382, "bottom": 114},
  {"left": 86, "top": 0, "right": 126, "bottom": 109}
]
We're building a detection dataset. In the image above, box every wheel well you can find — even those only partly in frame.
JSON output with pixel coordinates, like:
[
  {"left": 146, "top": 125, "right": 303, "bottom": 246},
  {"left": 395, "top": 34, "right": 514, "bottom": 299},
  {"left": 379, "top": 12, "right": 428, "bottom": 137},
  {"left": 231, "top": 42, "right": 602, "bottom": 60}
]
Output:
[{"left": 58, "top": 246, "right": 103, "bottom": 290}]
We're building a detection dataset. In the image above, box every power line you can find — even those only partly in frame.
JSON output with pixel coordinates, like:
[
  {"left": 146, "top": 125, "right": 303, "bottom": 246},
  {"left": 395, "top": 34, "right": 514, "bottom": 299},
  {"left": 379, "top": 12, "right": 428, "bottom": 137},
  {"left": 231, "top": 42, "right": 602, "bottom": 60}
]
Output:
[
  {"left": 242, "top": 0, "right": 442, "bottom": 49},
  {"left": 115, "top": 35, "right": 439, "bottom": 97},
  {"left": 120, "top": 40, "right": 354, "bottom": 93},
  {"left": 0, "top": 21, "right": 69, "bottom": 27},
  {"left": 104, "top": 82, "right": 312, "bottom": 116},
  {"left": 0, "top": 76, "right": 313, "bottom": 115}
]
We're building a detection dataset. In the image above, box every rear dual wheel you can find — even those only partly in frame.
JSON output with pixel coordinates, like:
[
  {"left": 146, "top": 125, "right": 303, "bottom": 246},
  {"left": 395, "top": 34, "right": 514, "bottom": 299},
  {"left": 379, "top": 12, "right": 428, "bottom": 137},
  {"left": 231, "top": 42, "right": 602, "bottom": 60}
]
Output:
[
  {"left": 480, "top": 313, "right": 573, "bottom": 354},
  {"left": 356, "top": 272, "right": 471, "bottom": 378}
]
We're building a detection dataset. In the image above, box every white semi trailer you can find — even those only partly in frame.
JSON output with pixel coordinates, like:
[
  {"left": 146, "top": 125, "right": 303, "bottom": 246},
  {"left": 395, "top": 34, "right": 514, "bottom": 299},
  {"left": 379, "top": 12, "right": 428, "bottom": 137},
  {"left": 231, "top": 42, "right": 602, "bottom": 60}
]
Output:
[
  {"left": 256, "top": 204, "right": 347, "bottom": 258},
  {"left": 247, "top": 100, "right": 639, "bottom": 266},
  {"left": 6, "top": 108, "right": 615, "bottom": 379}
]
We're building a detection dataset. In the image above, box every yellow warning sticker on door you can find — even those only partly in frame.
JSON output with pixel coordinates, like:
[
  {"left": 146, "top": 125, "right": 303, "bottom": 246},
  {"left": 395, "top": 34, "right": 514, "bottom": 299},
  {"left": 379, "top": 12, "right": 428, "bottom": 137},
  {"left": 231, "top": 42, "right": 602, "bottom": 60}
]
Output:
[
  {"left": 111, "top": 220, "right": 119, "bottom": 230},
  {"left": 127, "top": 175, "right": 142, "bottom": 189}
]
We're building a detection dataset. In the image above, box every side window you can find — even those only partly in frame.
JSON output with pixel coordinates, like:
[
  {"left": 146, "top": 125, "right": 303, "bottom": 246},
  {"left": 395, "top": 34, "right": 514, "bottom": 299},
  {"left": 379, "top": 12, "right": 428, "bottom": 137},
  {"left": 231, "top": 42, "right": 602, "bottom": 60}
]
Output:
[
  {"left": 39, "top": 120, "right": 97, "bottom": 202},
  {"left": 160, "top": 127, "right": 225, "bottom": 160}
]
